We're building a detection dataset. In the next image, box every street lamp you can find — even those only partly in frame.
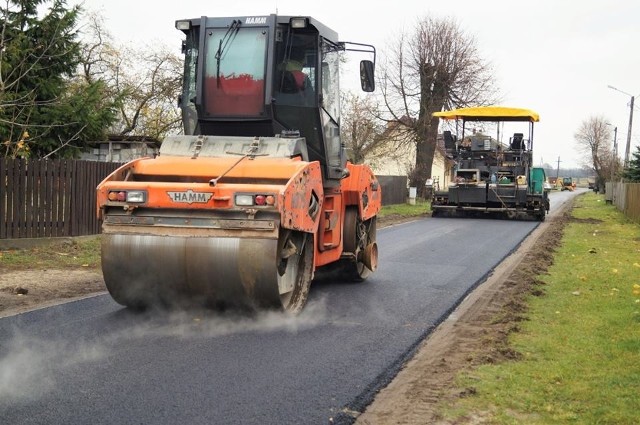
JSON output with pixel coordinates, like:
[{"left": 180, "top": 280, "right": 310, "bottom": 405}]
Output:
[{"left": 607, "top": 85, "right": 635, "bottom": 168}]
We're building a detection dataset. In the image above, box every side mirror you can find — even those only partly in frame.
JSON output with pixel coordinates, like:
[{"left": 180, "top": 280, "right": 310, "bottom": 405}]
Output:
[{"left": 360, "top": 60, "right": 375, "bottom": 92}]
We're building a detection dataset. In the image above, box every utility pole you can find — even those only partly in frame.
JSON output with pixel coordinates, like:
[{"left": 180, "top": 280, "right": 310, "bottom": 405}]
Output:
[
  {"left": 608, "top": 85, "right": 635, "bottom": 168},
  {"left": 624, "top": 96, "right": 634, "bottom": 168},
  {"left": 556, "top": 156, "right": 561, "bottom": 186},
  {"left": 611, "top": 126, "right": 617, "bottom": 181}
]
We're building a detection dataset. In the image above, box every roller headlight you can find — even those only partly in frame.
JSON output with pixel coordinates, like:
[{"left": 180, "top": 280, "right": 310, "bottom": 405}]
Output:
[
  {"left": 126, "top": 191, "right": 146, "bottom": 203},
  {"left": 235, "top": 194, "right": 255, "bottom": 206}
]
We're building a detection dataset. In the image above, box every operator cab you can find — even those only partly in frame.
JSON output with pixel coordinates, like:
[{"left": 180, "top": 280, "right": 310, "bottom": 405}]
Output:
[{"left": 176, "top": 15, "right": 375, "bottom": 181}]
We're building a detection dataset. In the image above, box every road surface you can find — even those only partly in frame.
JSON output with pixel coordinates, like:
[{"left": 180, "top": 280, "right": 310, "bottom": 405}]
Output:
[{"left": 0, "top": 190, "right": 578, "bottom": 424}]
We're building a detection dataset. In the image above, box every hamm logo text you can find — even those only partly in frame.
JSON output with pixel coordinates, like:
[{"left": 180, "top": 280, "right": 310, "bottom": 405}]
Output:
[
  {"left": 245, "top": 17, "right": 267, "bottom": 24},
  {"left": 167, "top": 190, "right": 213, "bottom": 204}
]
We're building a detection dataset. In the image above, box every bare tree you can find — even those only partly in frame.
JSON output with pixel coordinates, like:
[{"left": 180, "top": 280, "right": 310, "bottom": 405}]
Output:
[
  {"left": 378, "top": 15, "right": 498, "bottom": 188},
  {"left": 78, "top": 14, "right": 183, "bottom": 140},
  {"left": 575, "top": 116, "right": 615, "bottom": 190},
  {"left": 340, "top": 92, "right": 385, "bottom": 164},
  {"left": 78, "top": 12, "right": 110, "bottom": 84},
  {"left": 111, "top": 47, "right": 183, "bottom": 139}
]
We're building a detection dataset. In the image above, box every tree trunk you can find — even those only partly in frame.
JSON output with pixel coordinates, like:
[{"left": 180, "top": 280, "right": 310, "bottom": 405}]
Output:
[{"left": 410, "top": 63, "right": 445, "bottom": 197}]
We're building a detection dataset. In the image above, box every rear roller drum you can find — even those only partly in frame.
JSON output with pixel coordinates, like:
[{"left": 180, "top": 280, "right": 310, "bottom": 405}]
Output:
[
  {"left": 277, "top": 230, "right": 314, "bottom": 313},
  {"left": 338, "top": 207, "right": 377, "bottom": 282}
]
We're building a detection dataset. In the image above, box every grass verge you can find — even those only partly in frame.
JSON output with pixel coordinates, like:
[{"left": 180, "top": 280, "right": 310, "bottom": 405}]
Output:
[
  {"left": 378, "top": 199, "right": 430, "bottom": 218},
  {"left": 444, "top": 192, "right": 640, "bottom": 424},
  {"left": 0, "top": 236, "right": 102, "bottom": 271}
]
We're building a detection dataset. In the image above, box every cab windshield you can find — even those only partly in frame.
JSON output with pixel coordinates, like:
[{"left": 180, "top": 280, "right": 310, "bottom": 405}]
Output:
[{"left": 204, "top": 26, "right": 268, "bottom": 117}]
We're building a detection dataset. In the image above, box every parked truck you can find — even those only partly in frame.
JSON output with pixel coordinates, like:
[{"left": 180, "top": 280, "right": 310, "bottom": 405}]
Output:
[{"left": 96, "top": 15, "right": 381, "bottom": 313}]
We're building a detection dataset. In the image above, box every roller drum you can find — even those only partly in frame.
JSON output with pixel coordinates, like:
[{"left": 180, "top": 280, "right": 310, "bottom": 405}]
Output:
[{"left": 101, "top": 234, "right": 281, "bottom": 309}]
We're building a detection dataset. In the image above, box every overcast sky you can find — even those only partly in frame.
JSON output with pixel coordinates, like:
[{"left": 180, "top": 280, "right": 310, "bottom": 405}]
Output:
[{"left": 72, "top": 0, "right": 640, "bottom": 169}]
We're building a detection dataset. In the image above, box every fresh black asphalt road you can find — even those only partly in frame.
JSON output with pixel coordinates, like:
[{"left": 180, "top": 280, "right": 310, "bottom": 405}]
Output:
[{"left": 0, "top": 191, "right": 577, "bottom": 425}]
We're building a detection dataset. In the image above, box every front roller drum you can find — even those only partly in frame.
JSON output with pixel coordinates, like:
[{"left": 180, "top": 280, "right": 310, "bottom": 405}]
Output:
[{"left": 101, "top": 230, "right": 313, "bottom": 312}]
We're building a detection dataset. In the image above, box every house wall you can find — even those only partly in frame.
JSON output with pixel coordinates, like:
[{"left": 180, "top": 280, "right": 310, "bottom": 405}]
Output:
[
  {"left": 366, "top": 140, "right": 415, "bottom": 177},
  {"left": 430, "top": 149, "right": 451, "bottom": 191},
  {"left": 366, "top": 138, "right": 451, "bottom": 191},
  {"left": 80, "top": 142, "right": 158, "bottom": 162}
]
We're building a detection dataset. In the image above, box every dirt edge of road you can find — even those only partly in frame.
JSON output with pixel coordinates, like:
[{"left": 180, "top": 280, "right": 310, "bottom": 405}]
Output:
[
  {"left": 0, "top": 269, "right": 106, "bottom": 319},
  {"left": 352, "top": 208, "right": 569, "bottom": 424}
]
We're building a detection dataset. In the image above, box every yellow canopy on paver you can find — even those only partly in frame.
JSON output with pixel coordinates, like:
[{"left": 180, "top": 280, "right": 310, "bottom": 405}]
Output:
[{"left": 433, "top": 106, "right": 539, "bottom": 122}]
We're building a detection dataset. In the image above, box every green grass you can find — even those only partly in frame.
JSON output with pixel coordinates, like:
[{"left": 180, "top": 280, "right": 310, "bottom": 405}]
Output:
[
  {"left": 444, "top": 192, "right": 640, "bottom": 424},
  {"left": 0, "top": 236, "right": 102, "bottom": 271},
  {"left": 378, "top": 199, "right": 430, "bottom": 218}
]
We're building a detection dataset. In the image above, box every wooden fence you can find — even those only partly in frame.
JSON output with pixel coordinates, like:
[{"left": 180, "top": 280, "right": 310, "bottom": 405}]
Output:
[
  {"left": 605, "top": 182, "right": 640, "bottom": 224},
  {"left": 377, "top": 175, "right": 408, "bottom": 206},
  {"left": 1, "top": 158, "right": 120, "bottom": 239}
]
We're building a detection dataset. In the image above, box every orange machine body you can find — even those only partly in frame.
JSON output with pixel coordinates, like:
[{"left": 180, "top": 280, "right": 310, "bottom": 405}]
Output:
[{"left": 96, "top": 150, "right": 381, "bottom": 271}]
